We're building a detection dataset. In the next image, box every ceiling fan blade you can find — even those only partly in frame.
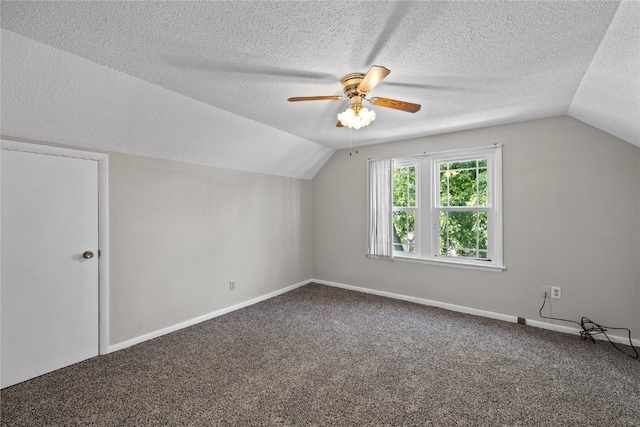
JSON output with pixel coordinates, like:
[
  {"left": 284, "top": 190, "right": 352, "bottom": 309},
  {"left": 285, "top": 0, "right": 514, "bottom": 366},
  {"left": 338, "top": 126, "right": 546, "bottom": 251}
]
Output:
[
  {"left": 288, "top": 96, "right": 343, "bottom": 102},
  {"left": 369, "top": 97, "right": 421, "bottom": 113},
  {"left": 357, "top": 66, "right": 390, "bottom": 93},
  {"left": 336, "top": 120, "right": 344, "bottom": 127}
]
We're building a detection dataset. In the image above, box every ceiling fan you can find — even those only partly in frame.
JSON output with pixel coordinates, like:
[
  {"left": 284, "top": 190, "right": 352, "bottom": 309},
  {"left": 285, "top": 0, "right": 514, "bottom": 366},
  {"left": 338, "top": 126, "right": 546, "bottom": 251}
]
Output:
[{"left": 288, "top": 65, "right": 421, "bottom": 129}]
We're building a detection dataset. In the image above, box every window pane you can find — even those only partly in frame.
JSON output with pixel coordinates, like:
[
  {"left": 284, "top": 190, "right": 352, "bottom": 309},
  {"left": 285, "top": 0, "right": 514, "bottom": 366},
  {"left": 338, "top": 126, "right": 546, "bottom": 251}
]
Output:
[
  {"left": 439, "top": 159, "right": 488, "bottom": 207},
  {"left": 408, "top": 171, "right": 416, "bottom": 207},
  {"left": 478, "top": 168, "right": 487, "bottom": 206},
  {"left": 447, "top": 160, "right": 478, "bottom": 170},
  {"left": 478, "top": 210, "right": 487, "bottom": 250},
  {"left": 439, "top": 210, "right": 488, "bottom": 259},
  {"left": 393, "top": 210, "right": 415, "bottom": 253},
  {"left": 393, "top": 166, "right": 416, "bottom": 207},
  {"left": 450, "top": 169, "right": 476, "bottom": 206},
  {"left": 440, "top": 172, "right": 449, "bottom": 206},
  {"left": 455, "top": 248, "right": 478, "bottom": 258}
]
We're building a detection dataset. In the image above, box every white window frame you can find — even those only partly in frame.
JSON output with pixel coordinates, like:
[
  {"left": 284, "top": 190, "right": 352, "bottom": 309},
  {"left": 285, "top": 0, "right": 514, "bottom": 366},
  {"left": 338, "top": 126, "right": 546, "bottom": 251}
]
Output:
[{"left": 391, "top": 145, "right": 504, "bottom": 272}]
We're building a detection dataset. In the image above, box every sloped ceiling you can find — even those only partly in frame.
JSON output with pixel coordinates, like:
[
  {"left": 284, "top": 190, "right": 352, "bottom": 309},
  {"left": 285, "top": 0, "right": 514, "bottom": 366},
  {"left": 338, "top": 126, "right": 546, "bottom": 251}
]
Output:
[{"left": 1, "top": 1, "right": 638, "bottom": 179}]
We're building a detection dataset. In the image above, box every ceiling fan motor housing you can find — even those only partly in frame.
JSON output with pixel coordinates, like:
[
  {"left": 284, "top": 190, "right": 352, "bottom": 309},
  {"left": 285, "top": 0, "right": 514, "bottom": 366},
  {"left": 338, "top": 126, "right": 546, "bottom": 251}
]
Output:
[{"left": 341, "top": 73, "right": 366, "bottom": 97}]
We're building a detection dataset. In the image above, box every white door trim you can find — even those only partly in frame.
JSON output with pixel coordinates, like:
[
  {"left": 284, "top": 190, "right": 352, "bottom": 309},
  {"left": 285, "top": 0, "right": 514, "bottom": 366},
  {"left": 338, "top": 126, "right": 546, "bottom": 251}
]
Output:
[{"left": 1, "top": 138, "right": 110, "bottom": 354}]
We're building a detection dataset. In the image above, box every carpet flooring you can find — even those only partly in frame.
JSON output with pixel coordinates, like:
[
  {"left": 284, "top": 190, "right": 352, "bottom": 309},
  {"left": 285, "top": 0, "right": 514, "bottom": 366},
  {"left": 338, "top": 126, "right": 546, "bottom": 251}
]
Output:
[{"left": 1, "top": 283, "right": 639, "bottom": 426}]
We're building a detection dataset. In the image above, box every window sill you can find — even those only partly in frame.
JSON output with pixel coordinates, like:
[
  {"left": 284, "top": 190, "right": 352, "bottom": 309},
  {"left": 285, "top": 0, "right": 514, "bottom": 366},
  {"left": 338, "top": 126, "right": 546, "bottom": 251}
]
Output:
[{"left": 392, "top": 255, "right": 506, "bottom": 272}]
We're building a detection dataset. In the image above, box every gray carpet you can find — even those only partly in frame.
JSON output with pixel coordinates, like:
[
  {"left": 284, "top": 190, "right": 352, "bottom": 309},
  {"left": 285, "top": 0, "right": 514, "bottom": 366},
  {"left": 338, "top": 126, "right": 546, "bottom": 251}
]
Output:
[{"left": 1, "top": 283, "right": 639, "bottom": 426}]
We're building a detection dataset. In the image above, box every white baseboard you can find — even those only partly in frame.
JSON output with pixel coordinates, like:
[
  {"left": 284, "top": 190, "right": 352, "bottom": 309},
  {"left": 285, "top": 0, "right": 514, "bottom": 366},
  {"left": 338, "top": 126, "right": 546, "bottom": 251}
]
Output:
[
  {"left": 108, "top": 278, "right": 639, "bottom": 354},
  {"left": 313, "top": 279, "right": 640, "bottom": 348},
  {"left": 108, "top": 279, "right": 312, "bottom": 353}
]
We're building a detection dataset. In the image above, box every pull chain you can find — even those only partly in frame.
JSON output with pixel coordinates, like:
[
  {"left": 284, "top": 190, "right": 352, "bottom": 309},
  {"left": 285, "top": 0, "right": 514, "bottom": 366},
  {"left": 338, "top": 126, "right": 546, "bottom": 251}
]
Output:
[
  {"left": 349, "top": 128, "right": 359, "bottom": 156},
  {"left": 355, "top": 130, "right": 359, "bottom": 154}
]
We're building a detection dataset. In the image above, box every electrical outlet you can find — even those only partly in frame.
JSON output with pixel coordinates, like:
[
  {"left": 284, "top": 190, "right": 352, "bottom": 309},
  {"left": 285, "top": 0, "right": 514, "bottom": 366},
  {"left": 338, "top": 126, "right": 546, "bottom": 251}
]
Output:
[
  {"left": 541, "top": 286, "right": 550, "bottom": 298},
  {"left": 551, "top": 286, "right": 562, "bottom": 299},
  {"left": 229, "top": 280, "right": 236, "bottom": 291}
]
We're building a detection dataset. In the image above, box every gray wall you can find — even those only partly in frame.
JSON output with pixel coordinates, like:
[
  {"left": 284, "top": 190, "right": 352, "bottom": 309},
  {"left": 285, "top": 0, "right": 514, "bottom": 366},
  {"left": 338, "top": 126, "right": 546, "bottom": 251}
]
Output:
[
  {"left": 312, "top": 116, "right": 640, "bottom": 339},
  {"left": 109, "top": 153, "right": 313, "bottom": 344}
]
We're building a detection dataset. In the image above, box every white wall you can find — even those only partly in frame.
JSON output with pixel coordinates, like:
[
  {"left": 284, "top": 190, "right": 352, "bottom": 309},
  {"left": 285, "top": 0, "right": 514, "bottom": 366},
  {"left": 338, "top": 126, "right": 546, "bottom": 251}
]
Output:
[
  {"left": 109, "top": 152, "right": 313, "bottom": 344},
  {"left": 312, "top": 116, "right": 640, "bottom": 340}
]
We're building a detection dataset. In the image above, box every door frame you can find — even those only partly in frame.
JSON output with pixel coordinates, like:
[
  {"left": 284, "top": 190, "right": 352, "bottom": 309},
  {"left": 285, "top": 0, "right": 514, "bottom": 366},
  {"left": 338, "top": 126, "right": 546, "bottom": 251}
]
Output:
[{"left": 1, "top": 138, "right": 110, "bottom": 355}]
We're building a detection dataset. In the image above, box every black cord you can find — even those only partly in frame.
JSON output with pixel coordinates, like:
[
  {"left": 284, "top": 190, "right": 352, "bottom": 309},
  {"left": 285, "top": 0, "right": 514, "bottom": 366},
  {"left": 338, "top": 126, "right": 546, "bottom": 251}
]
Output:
[{"left": 539, "top": 292, "right": 639, "bottom": 359}]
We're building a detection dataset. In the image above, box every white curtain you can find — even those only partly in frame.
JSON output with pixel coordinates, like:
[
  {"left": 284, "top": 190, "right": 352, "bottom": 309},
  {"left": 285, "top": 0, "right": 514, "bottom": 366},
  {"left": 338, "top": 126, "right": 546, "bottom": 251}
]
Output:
[{"left": 366, "top": 158, "right": 393, "bottom": 258}]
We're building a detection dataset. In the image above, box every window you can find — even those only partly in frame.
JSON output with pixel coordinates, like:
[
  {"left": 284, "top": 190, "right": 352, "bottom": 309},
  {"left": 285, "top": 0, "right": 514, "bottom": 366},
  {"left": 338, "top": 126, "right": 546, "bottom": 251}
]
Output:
[
  {"left": 437, "top": 158, "right": 488, "bottom": 260},
  {"left": 375, "top": 145, "right": 502, "bottom": 271},
  {"left": 392, "top": 161, "right": 417, "bottom": 253}
]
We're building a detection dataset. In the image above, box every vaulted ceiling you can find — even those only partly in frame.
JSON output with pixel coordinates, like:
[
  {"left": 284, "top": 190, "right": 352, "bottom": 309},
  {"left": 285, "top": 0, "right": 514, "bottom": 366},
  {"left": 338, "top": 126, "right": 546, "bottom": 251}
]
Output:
[{"left": 1, "top": 1, "right": 638, "bottom": 179}]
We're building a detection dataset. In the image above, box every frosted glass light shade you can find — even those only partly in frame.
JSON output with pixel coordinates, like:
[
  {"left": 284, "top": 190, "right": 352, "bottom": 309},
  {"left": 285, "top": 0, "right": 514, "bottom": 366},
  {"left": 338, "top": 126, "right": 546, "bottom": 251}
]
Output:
[{"left": 338, "top": 106, "right": 376, "bottom": 129}]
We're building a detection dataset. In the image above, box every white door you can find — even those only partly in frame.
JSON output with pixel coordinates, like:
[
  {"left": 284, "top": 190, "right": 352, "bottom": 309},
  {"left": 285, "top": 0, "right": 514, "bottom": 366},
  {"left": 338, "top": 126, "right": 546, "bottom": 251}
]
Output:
[{"left": 1, "top": 149, "right": 99, "bottom": 388}]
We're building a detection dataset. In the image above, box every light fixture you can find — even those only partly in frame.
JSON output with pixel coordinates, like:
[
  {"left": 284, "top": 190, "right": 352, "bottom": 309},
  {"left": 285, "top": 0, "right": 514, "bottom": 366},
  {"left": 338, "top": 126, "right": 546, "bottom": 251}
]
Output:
[{"left": 337, "top": 99, "right": 376, "bottom": 129}]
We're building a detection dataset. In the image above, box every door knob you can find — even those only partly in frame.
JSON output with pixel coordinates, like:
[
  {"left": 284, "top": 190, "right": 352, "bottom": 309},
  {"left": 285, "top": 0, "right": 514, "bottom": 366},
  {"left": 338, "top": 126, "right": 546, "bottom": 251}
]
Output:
[{"left": 82, "top": 251, "right": 94, "bottom": 259}]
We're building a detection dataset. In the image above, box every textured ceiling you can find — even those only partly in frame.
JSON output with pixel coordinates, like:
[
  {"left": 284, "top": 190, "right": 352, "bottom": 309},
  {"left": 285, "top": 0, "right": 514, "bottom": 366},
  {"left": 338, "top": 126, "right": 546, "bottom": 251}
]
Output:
[{"left": 1, "top": 1, "right": 638, "bottom": 179}]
